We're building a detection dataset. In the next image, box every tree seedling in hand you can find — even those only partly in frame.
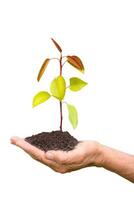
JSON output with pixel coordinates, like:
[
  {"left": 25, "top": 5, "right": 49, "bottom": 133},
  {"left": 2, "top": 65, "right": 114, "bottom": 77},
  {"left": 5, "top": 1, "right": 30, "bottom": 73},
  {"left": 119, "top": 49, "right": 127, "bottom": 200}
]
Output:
[{"left": 32, "top": 38, "right": 87, "bottom": 131}]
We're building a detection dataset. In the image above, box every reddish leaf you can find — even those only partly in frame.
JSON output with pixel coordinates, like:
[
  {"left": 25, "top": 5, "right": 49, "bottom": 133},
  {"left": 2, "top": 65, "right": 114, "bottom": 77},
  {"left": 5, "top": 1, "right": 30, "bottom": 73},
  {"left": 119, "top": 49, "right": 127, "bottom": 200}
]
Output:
[
  {"left": 51, "top": 38, "right": 62, "bottom": 53},
  {"left": 37, "top": 58, "right": 50, "bottom": 81},
  {"left": 67, "top": 55, "right": 84, "bottom": 72}
]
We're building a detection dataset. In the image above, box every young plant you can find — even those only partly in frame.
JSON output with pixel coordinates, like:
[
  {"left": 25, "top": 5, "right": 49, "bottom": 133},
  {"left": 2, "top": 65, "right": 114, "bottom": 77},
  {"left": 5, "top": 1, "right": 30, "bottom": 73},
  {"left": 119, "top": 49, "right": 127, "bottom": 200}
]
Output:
[{"left": 32, "top": 38, "right": 87, "bottom": 132}]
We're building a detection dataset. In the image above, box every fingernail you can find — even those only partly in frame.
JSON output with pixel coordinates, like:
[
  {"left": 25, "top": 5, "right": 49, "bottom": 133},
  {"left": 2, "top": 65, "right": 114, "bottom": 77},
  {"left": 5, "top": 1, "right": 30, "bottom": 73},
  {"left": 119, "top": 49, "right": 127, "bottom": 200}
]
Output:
[{"left": 46, "top": 152, "right": 54, "bottom": 160}]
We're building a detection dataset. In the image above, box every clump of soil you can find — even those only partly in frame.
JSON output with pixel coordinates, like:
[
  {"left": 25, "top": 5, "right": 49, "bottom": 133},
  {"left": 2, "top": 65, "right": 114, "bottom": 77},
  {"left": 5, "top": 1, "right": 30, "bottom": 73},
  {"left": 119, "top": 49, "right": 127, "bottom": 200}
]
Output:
[{"left": 25, "top": 130, "right": 79, "bottom": 152}]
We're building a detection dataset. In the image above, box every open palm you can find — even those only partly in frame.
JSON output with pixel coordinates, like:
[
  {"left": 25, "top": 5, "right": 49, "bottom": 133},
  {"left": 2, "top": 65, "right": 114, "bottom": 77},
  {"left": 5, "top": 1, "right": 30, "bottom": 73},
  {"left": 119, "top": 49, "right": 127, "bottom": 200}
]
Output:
[{"left": 11, "top": 137, "right": 100, "bottom": 173}]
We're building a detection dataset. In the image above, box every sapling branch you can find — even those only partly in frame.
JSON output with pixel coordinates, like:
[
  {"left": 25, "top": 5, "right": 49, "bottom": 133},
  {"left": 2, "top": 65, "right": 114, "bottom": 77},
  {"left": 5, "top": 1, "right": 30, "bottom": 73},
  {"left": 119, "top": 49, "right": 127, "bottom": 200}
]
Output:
[
  {"left": 50, "top": 57, "right": 60, "bottom": 61},
  {"left": 62, "top": 60, "right": 67, "bottom": 67},
  {"left": 59, "top": 53, "right": 63, "bottom": 76}
]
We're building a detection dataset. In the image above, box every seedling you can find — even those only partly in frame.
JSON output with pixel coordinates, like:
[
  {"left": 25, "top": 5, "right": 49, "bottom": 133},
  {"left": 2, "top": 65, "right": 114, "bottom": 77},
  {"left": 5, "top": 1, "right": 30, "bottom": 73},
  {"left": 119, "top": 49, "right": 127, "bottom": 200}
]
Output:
[{"left": 32, "top": 38, "right": 87, "bottom": 132}]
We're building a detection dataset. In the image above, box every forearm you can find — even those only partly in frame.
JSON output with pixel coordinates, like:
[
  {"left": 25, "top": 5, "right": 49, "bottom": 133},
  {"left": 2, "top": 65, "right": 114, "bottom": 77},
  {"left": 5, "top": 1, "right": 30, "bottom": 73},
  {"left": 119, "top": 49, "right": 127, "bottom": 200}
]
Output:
[{"left": 97, "top": 144, "right": 134, "bottom": 183}]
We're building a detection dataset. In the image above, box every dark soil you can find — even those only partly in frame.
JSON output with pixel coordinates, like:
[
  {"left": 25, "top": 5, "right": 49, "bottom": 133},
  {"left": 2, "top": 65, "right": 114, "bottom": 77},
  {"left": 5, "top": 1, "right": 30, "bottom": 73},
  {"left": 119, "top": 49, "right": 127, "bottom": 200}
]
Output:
[{"left": 25, "top": 130, "right": 79, "bottom": 152}]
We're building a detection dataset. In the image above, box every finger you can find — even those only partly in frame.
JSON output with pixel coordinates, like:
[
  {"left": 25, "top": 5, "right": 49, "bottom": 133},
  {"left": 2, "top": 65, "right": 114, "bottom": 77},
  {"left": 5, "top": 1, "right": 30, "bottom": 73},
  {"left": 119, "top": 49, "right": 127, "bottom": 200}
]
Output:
[
  {"left": 11, "top": 136, "right": 45, "bottom": 159},
  {"left": 11, "top": 136, "right": 43, "bottom": 154},
  {"left": 11, "top": 137, "right": 49, "bottom": 163},
  {"left": 10, "top": 136, "right": 21, "bottom": 145},
  {"left": 10, "top": 137, "right": 61, "bottom": 169}
]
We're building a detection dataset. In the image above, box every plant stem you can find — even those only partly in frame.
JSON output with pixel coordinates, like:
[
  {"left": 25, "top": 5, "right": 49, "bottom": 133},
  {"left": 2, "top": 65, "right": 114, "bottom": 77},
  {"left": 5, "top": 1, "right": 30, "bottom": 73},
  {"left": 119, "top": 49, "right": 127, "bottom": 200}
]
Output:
[
  {"left": 59, "top": 101, "right": 63, "bottom": 132},
  {"left": 59, "top": 53, "right": 63, "bottom": 132}
]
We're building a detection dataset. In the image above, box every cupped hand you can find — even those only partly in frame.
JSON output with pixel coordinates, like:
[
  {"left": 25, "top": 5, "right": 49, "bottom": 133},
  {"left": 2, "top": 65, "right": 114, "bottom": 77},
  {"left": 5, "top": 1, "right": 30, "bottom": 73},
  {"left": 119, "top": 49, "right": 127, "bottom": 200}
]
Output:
[{"left": 11, "top": 137, "right": 101, "bottom": 173}]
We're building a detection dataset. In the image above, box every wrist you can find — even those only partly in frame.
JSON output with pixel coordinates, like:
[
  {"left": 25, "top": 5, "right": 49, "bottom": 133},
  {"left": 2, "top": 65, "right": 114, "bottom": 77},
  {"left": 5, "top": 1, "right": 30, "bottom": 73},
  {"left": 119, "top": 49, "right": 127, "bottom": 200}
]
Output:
[{"left": 93, "top": 142, "right": 105, "bottom": 167}]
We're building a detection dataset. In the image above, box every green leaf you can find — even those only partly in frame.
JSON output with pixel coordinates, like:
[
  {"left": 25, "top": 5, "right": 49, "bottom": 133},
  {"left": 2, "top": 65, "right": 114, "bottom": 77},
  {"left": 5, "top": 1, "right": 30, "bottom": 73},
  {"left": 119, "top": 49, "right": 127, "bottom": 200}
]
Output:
[
  {"left": 67, "top": 103, "right": 78, "bottom": 129},
  {"left": 69, "top": 77, "right": 87, "bottom": 91},
  {"left": 50, "top": 76, "right": 66, "bottom": 100},
  {"left": 32, "top": 91, "right": 51, "bottom": 107}
]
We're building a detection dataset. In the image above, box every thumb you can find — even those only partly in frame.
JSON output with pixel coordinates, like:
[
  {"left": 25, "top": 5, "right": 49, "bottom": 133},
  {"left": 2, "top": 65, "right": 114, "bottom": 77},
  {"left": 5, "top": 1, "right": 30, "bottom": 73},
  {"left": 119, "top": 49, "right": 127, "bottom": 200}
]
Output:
[
  {"left": 46, "top": 151, "right": 55, "bottom": 160},
  {"left": 46, "top": 150, "right": 68, "bottom": 164}
]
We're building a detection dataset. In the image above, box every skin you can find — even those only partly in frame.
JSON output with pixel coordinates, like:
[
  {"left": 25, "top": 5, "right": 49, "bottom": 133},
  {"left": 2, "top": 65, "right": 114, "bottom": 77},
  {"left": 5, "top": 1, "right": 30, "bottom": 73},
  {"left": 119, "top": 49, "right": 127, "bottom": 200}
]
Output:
[{"left": 11, "top": 137, "right": 134, "bottom": 183}]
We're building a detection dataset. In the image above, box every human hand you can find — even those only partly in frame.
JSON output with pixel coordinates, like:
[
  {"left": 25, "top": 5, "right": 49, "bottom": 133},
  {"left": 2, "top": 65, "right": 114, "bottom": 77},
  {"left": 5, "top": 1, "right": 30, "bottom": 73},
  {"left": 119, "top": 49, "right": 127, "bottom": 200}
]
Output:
[{"left": 10, "top": 137, "right": 101, "bottom": 173}]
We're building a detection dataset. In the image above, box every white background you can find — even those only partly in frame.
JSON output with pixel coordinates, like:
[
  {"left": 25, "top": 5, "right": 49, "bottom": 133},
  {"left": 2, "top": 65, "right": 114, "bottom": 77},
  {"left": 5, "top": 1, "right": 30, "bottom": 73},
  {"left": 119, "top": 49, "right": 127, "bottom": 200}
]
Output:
[{"left": 0, "top": 0, "right": 134, "bottom": 199}]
